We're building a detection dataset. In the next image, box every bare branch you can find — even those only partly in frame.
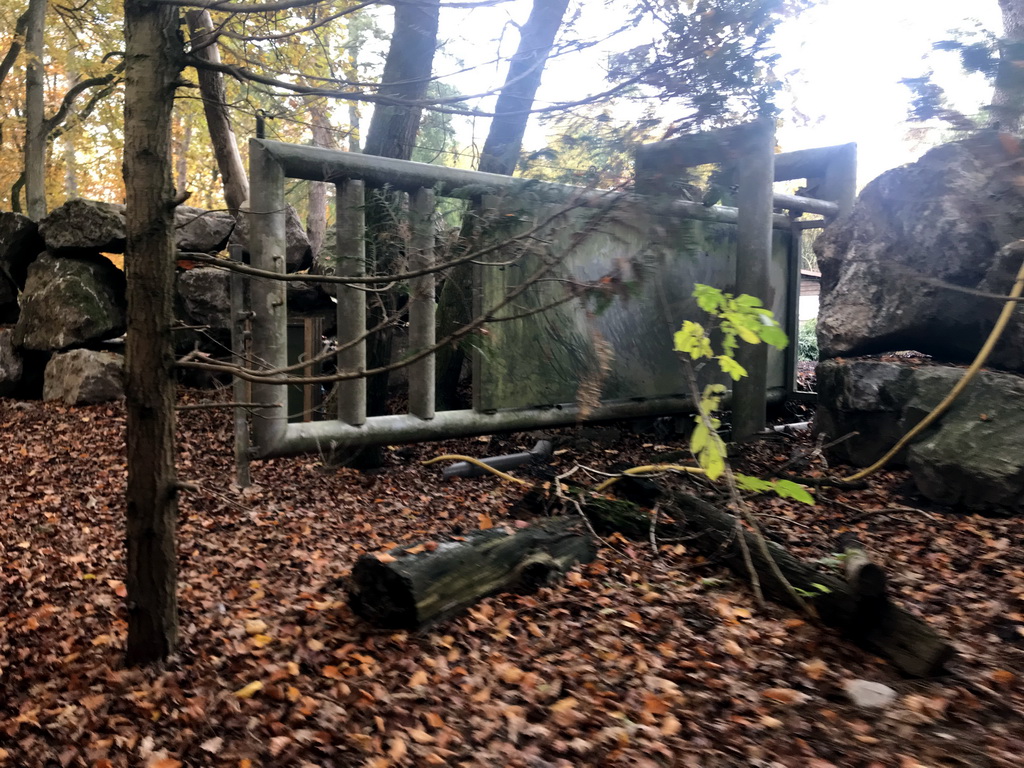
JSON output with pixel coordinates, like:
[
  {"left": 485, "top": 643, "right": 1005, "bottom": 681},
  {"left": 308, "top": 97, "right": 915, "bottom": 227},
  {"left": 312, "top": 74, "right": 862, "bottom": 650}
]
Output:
[
  {"left": 42, "top": 70, "right": 122, "bottom": 136},
  {"left": 177, "top": 196, "right": 626, "bottom": 385},
  {"left": 184, "top": 52, "right": 644, "bottom": 119},
  {"left": 0, "top": 9, "right": 29, "bottom": 89}
]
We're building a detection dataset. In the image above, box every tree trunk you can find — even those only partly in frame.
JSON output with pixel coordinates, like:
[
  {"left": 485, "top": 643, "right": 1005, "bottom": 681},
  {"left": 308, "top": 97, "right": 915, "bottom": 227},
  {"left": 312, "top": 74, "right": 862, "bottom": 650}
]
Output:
[
  {"left": 995, "top": 0, "right": 1024, "bottom": 132},
  {"left": 123, "top": 0, "right": 182, "bottom": 666},
  {"left": 435, "top": 0, "right": 570, "bottom": 408},
  {"left": 0, "top": 10, "right": 29, "bottom": 90},
  {"left": 360, "top": 0, "right": 441, "bottom": 423},
  {"left": 478, "top": 0, "right": 570, "bottom": 175},
  {"left": 306, "top": 101, "right": 333, "bottom": 258},
  {"left": 348, "top": 517, "right": 595, "bottom": 629},
  {"left": 562, "top": 488, "right": 955, "bottom": 678},
  {"left": 174, "top": 110, "right": 192, "bottom": 194},
  {"left": 63, "top": 130, "right": 78, "bottom": 199},
  {"left": 185, "top": 9, "right": 249, "bottom": 212},
  {"left": 24, "top": 0, "right": 47, "bottom": 219},
  {"left": 343, "top": 19, "right": 367, "bottom": 153}
]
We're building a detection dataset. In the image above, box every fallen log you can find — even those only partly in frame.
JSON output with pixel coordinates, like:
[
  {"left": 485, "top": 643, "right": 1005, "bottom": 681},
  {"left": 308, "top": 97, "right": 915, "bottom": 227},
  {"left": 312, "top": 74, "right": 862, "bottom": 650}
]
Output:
[
  {"left": 347, "top": 517, "right": 596, "bottom": 630},
  {"left": 575, "top": 489, "right": 954, "bottom": 678}
]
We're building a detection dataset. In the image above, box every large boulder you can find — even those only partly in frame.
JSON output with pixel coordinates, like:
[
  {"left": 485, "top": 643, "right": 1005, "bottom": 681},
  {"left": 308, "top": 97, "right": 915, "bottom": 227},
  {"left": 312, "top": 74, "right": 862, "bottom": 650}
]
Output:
[
  {"left": 14, "top": 253, "right": 127, "bottom": 351},
  {"left": 817, "top": 358, "right": 1024, "bottom": 513},
  {"left": 0, "top": 211, "right": 45, "bottom": 287},
  {"left": 230, "top": 202, "right": 312, "bottom": 273},
  {"left": 0, "top": 328, "right": 23, "bottom": 396},
  {"left": 175, "top": 205, "right": 235, "bottom": 253},
  {"left": 39, "top": 199, "right": 126, "bottom": 253},
  {"left": 815, "top": 132, "right": 1024, "bottom": 372},
  {"left": 177, "top": 267, "right": 230, "bottom": 330},
  {"left": 43, "top": 349, "right": 124, "bottom": 405}
]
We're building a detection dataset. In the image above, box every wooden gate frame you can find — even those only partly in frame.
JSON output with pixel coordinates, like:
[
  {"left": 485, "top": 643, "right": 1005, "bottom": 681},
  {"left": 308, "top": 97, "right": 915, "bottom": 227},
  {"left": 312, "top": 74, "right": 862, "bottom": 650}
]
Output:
[{"left": 242, "top": 129, "right": 852, "bottom": 459}]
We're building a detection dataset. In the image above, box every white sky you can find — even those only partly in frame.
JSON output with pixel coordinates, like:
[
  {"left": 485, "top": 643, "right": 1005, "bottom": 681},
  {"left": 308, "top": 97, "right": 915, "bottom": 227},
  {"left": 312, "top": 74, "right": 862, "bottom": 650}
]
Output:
[{"left": 434, "top": 0, "right": 1003, "bottom": 188}]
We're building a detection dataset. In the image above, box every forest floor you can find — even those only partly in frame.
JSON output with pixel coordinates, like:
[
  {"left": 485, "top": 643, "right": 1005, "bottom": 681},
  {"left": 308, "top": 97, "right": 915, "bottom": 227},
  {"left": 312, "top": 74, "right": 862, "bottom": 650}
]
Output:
[{"left": 1, "top": 383, "right": 1022, "bottom": 768}]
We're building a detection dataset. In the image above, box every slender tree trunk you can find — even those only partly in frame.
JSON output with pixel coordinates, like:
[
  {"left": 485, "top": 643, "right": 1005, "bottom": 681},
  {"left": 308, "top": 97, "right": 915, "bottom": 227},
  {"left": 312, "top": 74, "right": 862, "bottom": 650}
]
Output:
[
  {"left": 185, "top": 9, "right": 249, "bottom": 212},
  {"left": 478, "top": 0, "right": 570, "bottom": 175},
  {"left": 174, "top": 110, "right": 192, "bottom": 194},
  {"left": 995, "top": 0, "right": 1024, "bottom": 132},
  {"left": 123, "top": 0, "right": 182, "bottom": 666},
  {"left": 24, "top": 0, "right": 47, "bottom": 219},
  {"left": 62, "top": 69, "right": 80, "bottom": 200},
  {"left": 306, "top": 101, "right": 333, "bottom": 257},
  {"left": 63, "top": 131, "right": 78, "bottom": 199},
  {"left": 343, "top": 24, "right": 364, "bottom": 152},
  {"left": 436, "top": 0, "right": 570, "bottom": 408},
  {"left": 362, "top": 0, "right": 440, "bottom": 160},
  {"left": 361, "top": 0, "right": 441, "bottom": 420},
  {"left": 348, "top": 103, "right": 361, "bottom": 152},
  {"left": 0, "top": 10, "right": 30, "bottom": 90}
]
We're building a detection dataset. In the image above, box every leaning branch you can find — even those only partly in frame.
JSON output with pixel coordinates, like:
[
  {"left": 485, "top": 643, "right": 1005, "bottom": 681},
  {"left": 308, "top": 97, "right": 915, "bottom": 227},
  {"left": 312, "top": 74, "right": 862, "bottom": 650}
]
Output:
[
  {"left": 0, "top": 10, "right": 29, "bottom": 89},
  {"left": 42, "top": 70, "right": 122, "bottom": 136}
]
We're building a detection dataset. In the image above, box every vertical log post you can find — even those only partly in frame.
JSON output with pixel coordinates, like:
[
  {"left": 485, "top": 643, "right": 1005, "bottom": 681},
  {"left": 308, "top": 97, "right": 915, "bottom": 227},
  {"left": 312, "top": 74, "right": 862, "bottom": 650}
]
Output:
[
  {"left": 732, "top": 119, "right": 776, "bottom": 442},
  {"left": 248, "top": 140, "right": 288, "bottom": 454},
  {"left": 229, "top": 243, "right": 252, "bottom": 488},
  {"left": 335, "top": 179, "right": 367, "bottom": 426},
  {"left": 408, "top": 186, "right": 436, "bottom": 419}
]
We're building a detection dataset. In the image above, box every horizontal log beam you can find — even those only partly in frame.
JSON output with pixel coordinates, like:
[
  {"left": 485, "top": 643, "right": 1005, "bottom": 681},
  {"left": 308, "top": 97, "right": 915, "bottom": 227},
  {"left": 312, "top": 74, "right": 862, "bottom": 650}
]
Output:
[
  {"left": 251, "top": 139, "right": 799, "bottom": 229},
  {"left": 255, "top": 388, "right": 788, "bottom": 458},
  {"left": 578, "top": 490, "right": 954, "bottom": 678},
  {"left": 347, "top": 517, "right": 596, "bottom": 629}
]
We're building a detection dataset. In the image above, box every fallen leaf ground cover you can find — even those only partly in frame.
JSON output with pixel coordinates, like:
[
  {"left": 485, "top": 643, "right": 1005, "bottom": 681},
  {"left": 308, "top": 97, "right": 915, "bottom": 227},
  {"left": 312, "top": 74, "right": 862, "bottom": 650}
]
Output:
[{"left": 1, "top": 390, "right": 1022, "bottom": 767}]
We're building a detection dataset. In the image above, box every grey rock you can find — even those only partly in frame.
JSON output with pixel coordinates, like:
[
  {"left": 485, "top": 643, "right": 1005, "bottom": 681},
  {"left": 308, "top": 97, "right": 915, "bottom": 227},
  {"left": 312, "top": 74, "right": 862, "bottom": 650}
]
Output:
[
  {"left": 843, "top": 679, "right": 898, "bottom": 709},
  {"left": 43, "top": 349, "right": 124, "bottom": 405},
  {"left": 817, "top": 359, "right": 1024, "bottom": 512},
  {"left": 39, "top": 199, "right": 127, "bottom": 253},
  {"left": 815, "top": 132, "right": 1024, "bottom": 372},
  {"left": 0, "top": 328, "right": 23, "bottom": 396},
  {"left": 0, "top": 211, "right": 45, "bottom": 287},
  {"left": 230, "top": 202, "right": 312, "bottom": 273},
  {"left": 905, "top": 368, "right": 1024, "bottom": 511},
  {"left": 175, "top": 205, "right": 235, "bottom": 253},
  {"left": 177, "top": 267, "right": 231, "bottom": 330},
  {"left": 13, "top": 253, "right": 127, "bottom": 351}
]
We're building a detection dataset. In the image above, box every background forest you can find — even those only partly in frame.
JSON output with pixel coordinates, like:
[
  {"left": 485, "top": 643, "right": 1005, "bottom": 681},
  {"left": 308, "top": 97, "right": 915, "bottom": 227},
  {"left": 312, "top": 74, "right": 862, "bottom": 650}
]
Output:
[{"left": 0, "top": 0, "right": 1015, "bottom": 224}]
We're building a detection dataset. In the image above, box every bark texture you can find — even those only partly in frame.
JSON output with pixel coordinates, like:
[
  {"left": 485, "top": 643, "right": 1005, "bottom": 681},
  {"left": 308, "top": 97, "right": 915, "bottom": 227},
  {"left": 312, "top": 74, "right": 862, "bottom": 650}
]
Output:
[
  {"left": 186, "top": 9, "right": 249, "bottom": 212},
  {"left": 478, "top": 0, "right": 570, "bottom": 175},
  {"left": 348, "top": 517, "right": 596, "bottom": 629},
  {"left": 123, "top": 0, "right": 182, "bottom": 665}
]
